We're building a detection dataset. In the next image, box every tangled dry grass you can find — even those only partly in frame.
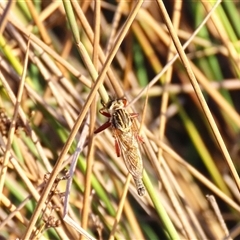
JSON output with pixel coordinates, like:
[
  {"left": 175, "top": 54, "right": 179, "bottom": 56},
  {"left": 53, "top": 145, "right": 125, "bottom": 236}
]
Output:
[{"left": 0, "top": 1, "right": 239, "bottom": 239}]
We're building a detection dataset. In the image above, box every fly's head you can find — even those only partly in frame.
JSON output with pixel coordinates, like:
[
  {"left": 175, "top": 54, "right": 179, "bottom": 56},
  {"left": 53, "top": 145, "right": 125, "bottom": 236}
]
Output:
[{"left": 103, "top": 97, "right": 127, "bottom": 115}]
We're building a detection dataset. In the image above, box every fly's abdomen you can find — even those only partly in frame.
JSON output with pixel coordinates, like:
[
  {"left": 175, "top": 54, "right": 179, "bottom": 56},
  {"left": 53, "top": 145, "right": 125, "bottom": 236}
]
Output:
[{"left": 133, "top": 177, "right": 145, "bottom": 196}]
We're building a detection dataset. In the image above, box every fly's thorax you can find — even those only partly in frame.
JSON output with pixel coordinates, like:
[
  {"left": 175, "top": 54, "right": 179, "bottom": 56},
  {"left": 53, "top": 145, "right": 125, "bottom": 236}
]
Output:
[{"left": 111, "top": 109, "right": 132, "bottom": 132}]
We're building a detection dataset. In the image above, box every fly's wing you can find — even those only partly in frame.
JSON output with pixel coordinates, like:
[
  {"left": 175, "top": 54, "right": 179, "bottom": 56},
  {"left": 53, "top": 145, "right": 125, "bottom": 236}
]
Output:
[
  {"left": 113, "top": 128, "right": 146, "bottom": 196},
  {"left": 116, "top": 130, "right": 143, "bottom": 178}
]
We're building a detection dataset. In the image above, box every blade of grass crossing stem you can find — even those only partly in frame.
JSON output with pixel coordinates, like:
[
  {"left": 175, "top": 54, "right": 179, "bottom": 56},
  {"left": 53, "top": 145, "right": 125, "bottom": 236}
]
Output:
[
  {"left": 193, "top": 2, "right": 233, "bottom": 105},
  {"left": 77, "top": 156, "right": 116, "bottom": 216},
  {"left": 222, "top": 1, "right": 240, "bottom": 37},
  {"left": 173, "top": 96, "right": 231, "bottom": 196},
  {"left": 142, "top": 171, "right": 179, "bottom": 239},
  {"left": 62, "top": 0, "right": 80, "bottom": 43}
]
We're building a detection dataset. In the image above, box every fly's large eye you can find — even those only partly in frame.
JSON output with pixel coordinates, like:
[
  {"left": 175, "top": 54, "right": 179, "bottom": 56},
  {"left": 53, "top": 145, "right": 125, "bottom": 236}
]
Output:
[
  {"left": 122, "top": 98, "right": 127, "bottom": 107},
  {"left": 117, "top": 99, "right": 122, "bottom": 105}
]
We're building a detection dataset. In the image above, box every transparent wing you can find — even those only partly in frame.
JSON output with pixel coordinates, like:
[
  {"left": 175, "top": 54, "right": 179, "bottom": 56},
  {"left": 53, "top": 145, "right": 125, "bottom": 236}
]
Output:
[
  {"left": 114, "top": 129, "right": 145, "bottom": 196},
  {"left": 114, "top": 129, "right": 143, "bottom": 178}
]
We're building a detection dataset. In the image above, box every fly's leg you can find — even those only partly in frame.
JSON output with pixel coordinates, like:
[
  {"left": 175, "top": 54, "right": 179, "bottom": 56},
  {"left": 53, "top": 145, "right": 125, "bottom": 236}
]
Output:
[
  {"left": 94, "top": 121, "right": 111, "bottom": 134},
  {"left": 114, "top": 138, "right": 121, "bottom": 157},
  {"left": 136, "top": 134, "right": 144, "bottom": 144},
  {"left": 94, "top": 107, "right": 111, "bottom": 134},
  {"left": 113, "top": 129, "right": 121, "bottom": 157},
  {"left": 99, "top": 108, "right": 111, "bottom": 118},
  {"left": 130, "top": 117, "right": 144, "bottom": 144},
  {"left": 130, "top": 113, "right": 139, "bottom": 118}
]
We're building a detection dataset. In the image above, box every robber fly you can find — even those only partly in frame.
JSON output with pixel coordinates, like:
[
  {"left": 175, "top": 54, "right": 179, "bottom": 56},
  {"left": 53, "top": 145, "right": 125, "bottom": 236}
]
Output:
[{"left": 94, "top": 97, "right": 145, "bottom": 196}]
